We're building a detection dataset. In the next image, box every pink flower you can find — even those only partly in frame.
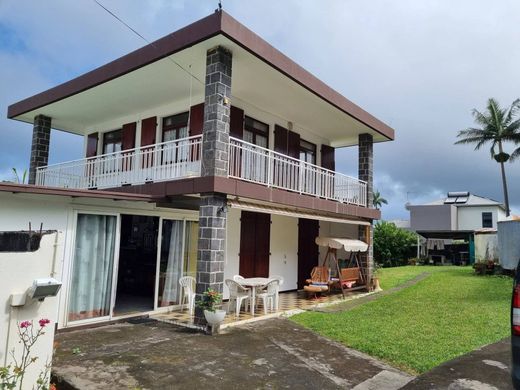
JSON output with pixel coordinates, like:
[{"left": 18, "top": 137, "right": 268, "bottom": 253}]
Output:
[
  {"left": 20, "top": 320, "right": 32, "bottom": 329},
  {"left": 39, "top": 318, "right": 51, "bottom": 327}
]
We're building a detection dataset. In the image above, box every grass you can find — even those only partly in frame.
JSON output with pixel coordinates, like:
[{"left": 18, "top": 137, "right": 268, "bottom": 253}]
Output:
[{"left": 292, "top": 266, "right": 512, "bottom": 374}]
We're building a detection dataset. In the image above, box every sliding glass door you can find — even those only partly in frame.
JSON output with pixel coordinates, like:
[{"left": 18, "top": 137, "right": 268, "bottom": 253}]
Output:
[{"left": 68, "top": 213, "right": 117, "bottom": 322}]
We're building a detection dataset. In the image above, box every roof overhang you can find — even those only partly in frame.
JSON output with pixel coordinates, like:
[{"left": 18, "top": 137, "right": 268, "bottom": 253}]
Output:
[
  {"left": 416, "top": 230, "right": 474, "bottom": 240},
  {"left": 7, "top": 11, "right": 394, "bottom": 147},
  {"left": 228, "top": 199, "right": 370, "bottom": 226}
]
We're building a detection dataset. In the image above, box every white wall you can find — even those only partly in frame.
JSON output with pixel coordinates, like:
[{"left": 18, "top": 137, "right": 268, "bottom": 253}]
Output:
[
  {"left": 457, "top": 206, "right": 504, "bottom": 230},
  {"left": 0, "top": 233, "right": 62, "bottom": 388},
  {"left": 475, "top": 232, "right": 499, "bottom": 262},
  {"left": 224, "top": 207, "right": 241, "bottom": 299}
]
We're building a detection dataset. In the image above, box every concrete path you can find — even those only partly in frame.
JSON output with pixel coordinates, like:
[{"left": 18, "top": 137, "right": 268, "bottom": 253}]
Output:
[
  {"left": 402, "top": 338, "right": 512, "bottom": 389},
  {"left": 52, "top": 318, "right": 413, "bottom": 389}
]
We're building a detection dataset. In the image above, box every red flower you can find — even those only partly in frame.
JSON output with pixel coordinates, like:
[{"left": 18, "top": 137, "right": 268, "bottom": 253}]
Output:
[
  {"left": 20, "top": 320, "right": 32, "bottom": 329},
  {"left": 39, "top": 318, "right": 51, "bottom": 327}
]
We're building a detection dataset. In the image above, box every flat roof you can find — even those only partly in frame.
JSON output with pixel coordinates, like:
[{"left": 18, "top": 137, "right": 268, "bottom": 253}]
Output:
[
  {"left": 0, "top": 183, "right": 160, "bottom": 202},
  {"left": 7, "top": 10, "right": 394, "bottom": 143}
]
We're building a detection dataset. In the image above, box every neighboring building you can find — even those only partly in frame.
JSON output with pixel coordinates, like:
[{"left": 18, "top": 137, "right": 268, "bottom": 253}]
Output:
[
  {"left": 4, "top": 11, "right": 394, "bottom": 328},
  {"left": 408, "top": 192, "right": 506, "bottom": 264}
]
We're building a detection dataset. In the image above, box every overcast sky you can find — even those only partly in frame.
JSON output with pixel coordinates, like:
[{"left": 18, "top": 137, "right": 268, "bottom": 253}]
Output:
[{"left": 1, "top": 0, "right": 519, "bottom": 220}]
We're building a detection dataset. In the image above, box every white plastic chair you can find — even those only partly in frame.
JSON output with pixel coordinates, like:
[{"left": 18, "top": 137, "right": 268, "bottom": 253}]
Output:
[
  {"left": 233, "top": 275, "right": 245, "bottom": 283},
  {"left": 225, "top": 279, "right": 251, "bottom": 318},
  {"left": 256, "top": 280, "right": 279, "bottom": 314},
  {"left": 269, "top": 275, "right": 284, "bottom": 310},
  {"left": 179, "top": 276, "right": 196, "bottom": 316}
]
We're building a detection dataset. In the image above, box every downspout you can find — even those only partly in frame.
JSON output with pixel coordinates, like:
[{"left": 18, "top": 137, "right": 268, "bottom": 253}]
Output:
[{"left": 50, "top": 231, "right": 60, "bottom": 278}]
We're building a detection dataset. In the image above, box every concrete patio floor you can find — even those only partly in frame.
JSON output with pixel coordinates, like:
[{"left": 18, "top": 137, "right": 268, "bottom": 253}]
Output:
[{"left": 52, "top": 318, "right": 413, "bottom": 389}]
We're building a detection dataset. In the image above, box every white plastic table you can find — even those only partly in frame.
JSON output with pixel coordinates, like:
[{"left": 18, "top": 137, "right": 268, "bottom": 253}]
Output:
[{"left": 238, "top": 277, "right": 270, "bottom": 316}]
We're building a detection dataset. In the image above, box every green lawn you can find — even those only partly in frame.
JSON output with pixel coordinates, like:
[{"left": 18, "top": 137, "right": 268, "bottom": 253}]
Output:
[{"left": 292, "top": 266, "right": 512, "bottom": 374}]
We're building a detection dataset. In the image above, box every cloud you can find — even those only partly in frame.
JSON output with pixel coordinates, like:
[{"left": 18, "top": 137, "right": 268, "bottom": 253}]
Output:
[{"left": 1, "top": 0, "right": 519, "bottom": 218}]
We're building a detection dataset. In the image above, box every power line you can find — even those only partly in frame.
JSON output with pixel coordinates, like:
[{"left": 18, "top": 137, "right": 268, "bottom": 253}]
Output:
[{"left": 91, "top": 0, "right": 204, "bottom": 85}]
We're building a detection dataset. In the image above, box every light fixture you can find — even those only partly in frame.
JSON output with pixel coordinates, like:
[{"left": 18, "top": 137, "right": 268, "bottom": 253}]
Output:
[{"left": 217, "top": 205, "right": 228, "bottom": 215}]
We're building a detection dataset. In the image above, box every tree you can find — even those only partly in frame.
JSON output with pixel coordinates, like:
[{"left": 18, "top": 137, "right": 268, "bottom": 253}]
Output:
[
  {"left": 455, "top": 98, "right": 520, "bottom": 216},
  {"left": 374, "top": 221, "right": 417, "bottom": 267},
  {"left": 373, "top": 189, "right": 388, "bottom": 210}
]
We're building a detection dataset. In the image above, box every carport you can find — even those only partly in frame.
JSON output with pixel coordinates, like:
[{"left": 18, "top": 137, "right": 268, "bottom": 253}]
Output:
[{"left": 416, "top": 230, "right": 475, "bottom": 265}]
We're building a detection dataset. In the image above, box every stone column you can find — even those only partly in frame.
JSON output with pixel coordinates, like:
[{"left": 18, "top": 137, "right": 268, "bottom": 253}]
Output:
[
  {"left": 195, "top": 46, "right": 232, "bottom": 329},
  {"left": 358, "top": 133, "right": 374, "bottom": 288},
  {"left": 28, "top": 115, "right": 52, "bottom": 185}
]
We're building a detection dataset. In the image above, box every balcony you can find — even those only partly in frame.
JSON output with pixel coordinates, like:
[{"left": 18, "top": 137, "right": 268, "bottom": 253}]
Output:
[{"left": 36, "top": 135, "right": 367, "bottom": 207}]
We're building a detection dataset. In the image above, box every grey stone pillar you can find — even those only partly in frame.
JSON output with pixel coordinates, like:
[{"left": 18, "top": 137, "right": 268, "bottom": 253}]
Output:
[
  {"left": 358, "top": 133, "right": 373, "bottom": 206},
  {"left": 201, "top": 46, "right": 232, "bottom": 177},
  {"left": 195, "top": 46, "right": 232, "bottom": 328},
  {"left": 28, "top": 115, "right": 52, "bottom": 185},
  {"left": 358, "top": 133, "right": 374, "bottom": 288}
]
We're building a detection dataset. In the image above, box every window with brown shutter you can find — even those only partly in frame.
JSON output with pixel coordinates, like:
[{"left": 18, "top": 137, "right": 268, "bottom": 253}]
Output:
[{"left": 321, "top": 144, "right": 335, "bottom": 171}]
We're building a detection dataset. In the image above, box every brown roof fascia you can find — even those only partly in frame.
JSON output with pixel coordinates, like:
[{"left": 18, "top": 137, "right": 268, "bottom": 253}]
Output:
[
  {"left": 0, "top": 183, "right": 161, "bottom": 202},
  {"left": 7, "top": 12, "right": 223, "bottom": 119},
  {"left": 219, "top": 12, "right": 395, "bottom": 141}
]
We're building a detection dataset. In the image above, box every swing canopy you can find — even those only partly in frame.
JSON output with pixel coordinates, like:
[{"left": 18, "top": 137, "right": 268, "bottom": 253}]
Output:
[{"left": 315, "top": 237, "right": 368, "bottom": 252}]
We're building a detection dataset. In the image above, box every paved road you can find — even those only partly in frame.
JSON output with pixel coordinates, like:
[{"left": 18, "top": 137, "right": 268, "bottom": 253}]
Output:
[
  {"left": 52, "top": 318, "right": 413, "bottom": 389},
  {"left": 403, "top": 338, "right": 512, "bottom": 389}
]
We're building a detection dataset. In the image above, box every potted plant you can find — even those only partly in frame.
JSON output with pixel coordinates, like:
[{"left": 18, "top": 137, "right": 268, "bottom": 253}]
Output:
[
  {"left": 372, "top": 264, "right": 383, "bottom": 292},
  {"left": 197, "top": 288, "right": 225, "bottom": 327}
]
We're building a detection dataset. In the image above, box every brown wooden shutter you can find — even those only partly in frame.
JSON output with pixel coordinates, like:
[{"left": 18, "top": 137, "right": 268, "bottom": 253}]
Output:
[
  {"left": 141, "top": 116, "right": 157, "bottom": 146},
  {"left": 321, "top": 144, "right": 335, "bottom": 171},
  {"left": 288, "top": 130, "right": 300, "bottom": 159},
  {"left": 86, "top": 133, "right": 98, "bottom": 157},
  {"left": 121, "top": 122, "right": 136, "bottom": 150},
  {"left": 230, "top": 106, "right": 244, "bottom": 139},
  {"left": 189, "top": 103, "right": 204, "bottom": 136},
  {"left": 274, "top": 125, "right": 288, "bottom": 154}
]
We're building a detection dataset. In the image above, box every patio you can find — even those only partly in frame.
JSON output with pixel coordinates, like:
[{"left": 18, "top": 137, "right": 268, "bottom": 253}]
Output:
[
  {"left": 52, "top": 317, "right": 413, "bottom": 389},
  {"left": 152, "top": 289, "right": 369, "bottom": 330}
]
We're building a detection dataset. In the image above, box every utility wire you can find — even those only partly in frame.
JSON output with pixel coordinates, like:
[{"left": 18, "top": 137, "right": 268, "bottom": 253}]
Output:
[{"left": 91, "top": 0, "right": 204, "bottom": 85}]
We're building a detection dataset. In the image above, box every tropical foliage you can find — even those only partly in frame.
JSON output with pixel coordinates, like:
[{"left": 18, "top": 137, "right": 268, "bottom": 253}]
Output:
[
  {"left": 455, "top": 98, "right": 520, "bottom": 216},
  {"left": 373, "top": 221, "right": 417, "bottom": 267},
  {"left": 372, "top": 190, "right": 388, "bottom": 210}
]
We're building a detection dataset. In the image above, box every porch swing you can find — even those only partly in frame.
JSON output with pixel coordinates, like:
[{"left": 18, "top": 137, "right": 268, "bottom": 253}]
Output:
[{"left": 304, "top": 236, "right": 369, "bottom": 298}]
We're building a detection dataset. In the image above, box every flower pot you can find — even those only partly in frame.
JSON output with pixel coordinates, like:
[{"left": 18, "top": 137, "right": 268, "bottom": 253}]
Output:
[{"left": 203, "top": 309, "right": 226, "bottom": 326}]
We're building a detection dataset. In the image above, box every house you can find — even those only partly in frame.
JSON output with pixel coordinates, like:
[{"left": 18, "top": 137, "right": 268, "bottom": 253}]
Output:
[
  {"left": 408, "top": 192, "right": 506, "bottom": 264},
  {"left": 4, "top": 10, "right": 394, "bottom": 328}
]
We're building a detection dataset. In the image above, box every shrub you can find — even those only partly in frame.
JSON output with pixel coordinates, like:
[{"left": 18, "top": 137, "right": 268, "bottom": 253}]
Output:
[{"left": 374, "top": 221, "right": 418, "bottom": 267}]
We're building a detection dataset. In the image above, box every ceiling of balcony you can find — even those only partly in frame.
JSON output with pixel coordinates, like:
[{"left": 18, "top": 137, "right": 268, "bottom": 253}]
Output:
[{"left": 10, "top": 34, "right": 391, "bottom": 147}]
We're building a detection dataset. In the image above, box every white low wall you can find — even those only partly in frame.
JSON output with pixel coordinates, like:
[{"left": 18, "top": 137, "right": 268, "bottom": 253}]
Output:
[
  {"left": 0, "top": 232, "right": 62, "bottom": 388},
  {"left": 475, "top": 232, "right": 499, "bottom": 263}
]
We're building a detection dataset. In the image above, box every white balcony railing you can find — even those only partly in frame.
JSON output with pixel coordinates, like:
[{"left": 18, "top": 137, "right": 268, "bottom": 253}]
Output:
[
  {"left": 36, "top": 135, "right": 202, "bottom": 189},
  {"left": 228, "top": 137, "right": 367, "bottom": 207},
  {"left": 36, "top": 134, "right": 367, "bottom": 207}
]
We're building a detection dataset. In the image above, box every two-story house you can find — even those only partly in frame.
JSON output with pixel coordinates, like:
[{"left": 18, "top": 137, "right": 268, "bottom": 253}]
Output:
[
  {"left": 408, "top": 191, "right": 506, "bottom": 264},
  {"left": 3, "top": 11, "right": 394, "bottom": 328}
]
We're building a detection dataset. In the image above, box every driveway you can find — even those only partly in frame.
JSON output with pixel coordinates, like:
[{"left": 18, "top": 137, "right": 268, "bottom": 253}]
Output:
[
  {"left": 402, "top": 338, "right": 512, "bottom": 389},
  {"left": 52, "top": 318, "right": 413, "bottom": 389}
]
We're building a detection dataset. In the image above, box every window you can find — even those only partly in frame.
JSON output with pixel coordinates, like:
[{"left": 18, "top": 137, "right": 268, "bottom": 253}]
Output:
[
  {"left": 244, "top": 116, "right": 268, "bottom": 148},
  {"left": 103, "top": 130, "right": 122, "bottom": 154},
  {"left": 482, "top": 212, "right": 493, "bottom": 228},
  {"left": 162, "top": 112, "right": 189, "bottom": 142},
  {"left": 299, "top": 139, "right": 316, "bottom": 164}
]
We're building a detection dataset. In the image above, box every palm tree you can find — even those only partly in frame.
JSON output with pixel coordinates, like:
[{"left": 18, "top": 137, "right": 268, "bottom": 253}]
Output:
[
  {"left": 455, "top": 98, "right": 520, "bottom": 217},
  {"left": 373, "top": 190, "right": 388, "bottom": 210},
  {"left": 11, "top": 168, "right": 28, "bottom": 184}
]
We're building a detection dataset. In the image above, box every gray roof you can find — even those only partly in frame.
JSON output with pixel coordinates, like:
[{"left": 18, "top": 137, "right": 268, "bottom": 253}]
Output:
[{"left": 421, "top": 193, "right": 504, "bottom": 209}]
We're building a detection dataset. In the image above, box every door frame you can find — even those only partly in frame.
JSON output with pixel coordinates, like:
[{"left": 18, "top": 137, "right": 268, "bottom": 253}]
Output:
[{"left": 64, "top": 209, "right": 199, "bottom": 327}]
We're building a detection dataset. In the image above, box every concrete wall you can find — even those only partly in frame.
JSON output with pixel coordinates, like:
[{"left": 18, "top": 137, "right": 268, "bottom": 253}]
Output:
[
  {"left": 409, "top": 204, "right": 456, "bottom": 231},
  {"left": 0, "top": 233, "right": 62, "bottom": 388},
  {"left": 474, "top": 232, "right": 499, "bottom": 263},
  {"left": 457, "top": 206, "right": 505, "bottom": 230},
  {"left": 498, "top": 220, "right": 520, "bottom": 270}
]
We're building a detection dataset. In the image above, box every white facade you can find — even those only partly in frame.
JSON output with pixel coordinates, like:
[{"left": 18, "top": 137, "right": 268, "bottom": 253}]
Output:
[
  {"left": 0, "top": 233, "right": 61, "bottom": 387},
  {"left": 457, "top": 206, "right": 506, "bottom": 230}
]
